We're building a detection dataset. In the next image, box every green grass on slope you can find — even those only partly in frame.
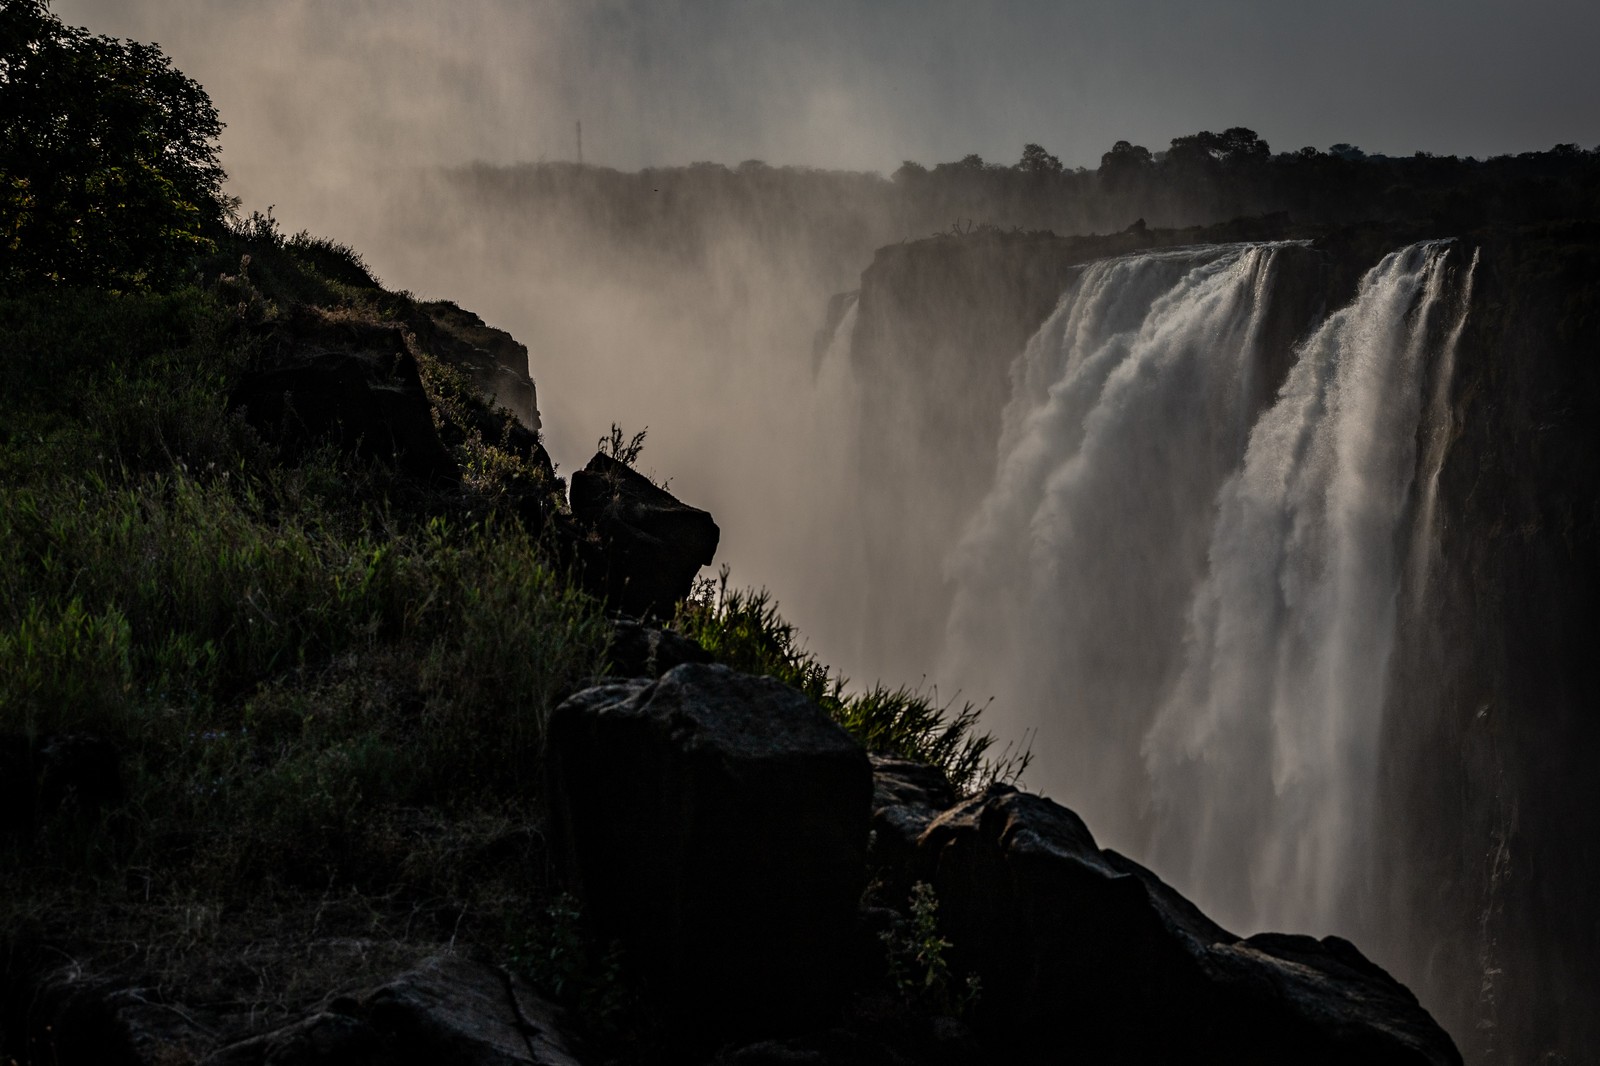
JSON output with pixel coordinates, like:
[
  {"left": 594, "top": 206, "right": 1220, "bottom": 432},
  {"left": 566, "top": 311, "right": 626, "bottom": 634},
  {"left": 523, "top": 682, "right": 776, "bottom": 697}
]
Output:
[{"left": 674, "top": 568, "right": 1030, "bottom": 794}]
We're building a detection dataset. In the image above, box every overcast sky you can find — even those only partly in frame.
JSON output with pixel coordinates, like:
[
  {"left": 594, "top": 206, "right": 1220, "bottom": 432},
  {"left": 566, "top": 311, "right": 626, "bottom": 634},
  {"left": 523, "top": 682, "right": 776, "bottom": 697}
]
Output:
[{"left": 52, "top": 0, "right": 1600, "bottom": 217}]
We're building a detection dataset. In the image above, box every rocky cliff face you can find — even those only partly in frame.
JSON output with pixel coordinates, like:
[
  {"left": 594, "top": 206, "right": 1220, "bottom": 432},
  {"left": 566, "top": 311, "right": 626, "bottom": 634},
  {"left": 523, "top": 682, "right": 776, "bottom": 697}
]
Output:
[
  {"left": 411, "top": 299, "right": 542, "bottom": 430},
  {"left": 840, "top": 219, "right": 1600, "bottom": 1065},
  {"left": 1378, "top": 223, "right": 1600, "bottom": 1062}
]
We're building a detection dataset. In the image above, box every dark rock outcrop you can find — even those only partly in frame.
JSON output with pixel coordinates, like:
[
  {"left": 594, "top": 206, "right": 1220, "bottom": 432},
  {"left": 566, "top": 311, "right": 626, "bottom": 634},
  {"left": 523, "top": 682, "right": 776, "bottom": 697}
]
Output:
[
  {"left": 545, "top": 663, "right": 872, "bottom": 1047},
  {"left": 230, "top": 311, "right": 456, "bottom": 484},
  {"left": 1370, "top": 223, "right": 1600, "bottom": 1061},
  {"left": 918, "top": 785, "right": 1461, "bottom": 1065},
  {"left": 866, "top": 755, "right": 955, "bottom": 897},
  {"left": 410, "top": 300, "right": 542, "bottom": 431},
  {"left": 604, "top": 616, "right": 713, "bottom": 679},
  {"left": 568, "top": 453, "right": 720, "bottom": 619},
  {"left": 9, "top": 955, "right": 579, "bottom": 1066},
  {"left": 207, "top": 956, "right": 579, "bottom": 1066}
]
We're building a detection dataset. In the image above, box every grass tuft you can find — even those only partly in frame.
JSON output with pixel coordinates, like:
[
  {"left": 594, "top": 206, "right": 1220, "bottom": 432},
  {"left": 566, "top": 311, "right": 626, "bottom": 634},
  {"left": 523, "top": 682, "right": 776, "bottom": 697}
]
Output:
[{"left": 673, "top": 568, "right": 1030, "bottom": 794}]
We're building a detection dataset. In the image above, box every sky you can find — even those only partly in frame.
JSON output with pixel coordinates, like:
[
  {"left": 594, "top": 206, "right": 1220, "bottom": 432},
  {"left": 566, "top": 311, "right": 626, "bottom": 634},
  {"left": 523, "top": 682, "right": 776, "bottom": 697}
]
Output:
[{"left": 53, "top": 0, "right": 1600, "bottom": 209}]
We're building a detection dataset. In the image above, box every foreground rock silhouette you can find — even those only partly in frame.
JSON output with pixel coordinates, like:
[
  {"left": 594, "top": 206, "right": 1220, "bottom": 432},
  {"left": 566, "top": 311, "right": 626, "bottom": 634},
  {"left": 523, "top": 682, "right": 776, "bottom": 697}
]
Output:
[
  {"left": 541, "top": 665, "right": 1459, "bottom": 1064},
  {"left": 568, "top": 453, "right": 721, "bottom": 619},
  {"left": 4, "top": 665, "right": 1461, "bottom": 1065},
  {"left": 547, "top": 663, "right": 873, "bottom": 1050},
  {"left": 912, "top": 787, "right": 1462, "bottom": 1065},
  {"left": 15, "top": 955, "right": 580, "bottom": 1066}
]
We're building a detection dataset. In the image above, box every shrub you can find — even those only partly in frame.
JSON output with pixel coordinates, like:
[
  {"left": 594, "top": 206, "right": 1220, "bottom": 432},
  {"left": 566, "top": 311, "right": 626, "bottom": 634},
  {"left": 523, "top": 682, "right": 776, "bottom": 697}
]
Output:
[{"left": 881, "top": 881, "right": 982, "bottom": 1018}]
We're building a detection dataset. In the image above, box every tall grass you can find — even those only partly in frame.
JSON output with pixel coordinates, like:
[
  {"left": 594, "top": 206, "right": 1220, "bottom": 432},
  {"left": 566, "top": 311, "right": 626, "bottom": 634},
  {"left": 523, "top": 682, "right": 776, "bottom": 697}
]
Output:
[
  {"left": 0, "top": 465, "right": 606, "bottom": 889},
  {"left": 673, "top": 570, "right": 1030, "bottom": 794}
]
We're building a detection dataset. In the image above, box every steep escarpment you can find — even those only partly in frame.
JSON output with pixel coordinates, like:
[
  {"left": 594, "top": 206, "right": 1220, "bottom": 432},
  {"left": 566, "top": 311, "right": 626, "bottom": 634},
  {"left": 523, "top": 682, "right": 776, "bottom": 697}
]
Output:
[
  {"left": 1377, "top": 224, "right": 1600, "bottom": 1062},
  {"left": 838, "top": 220, "right": 1599, "bottom": 1065}
]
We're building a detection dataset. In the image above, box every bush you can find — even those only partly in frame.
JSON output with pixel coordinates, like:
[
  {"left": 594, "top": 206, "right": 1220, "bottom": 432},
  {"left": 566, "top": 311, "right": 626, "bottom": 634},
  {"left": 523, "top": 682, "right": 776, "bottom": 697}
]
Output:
[
  {"left": 881, "top": 881, "right": 982, "bottom": 1018},
  {"left": 205, "top": 208, "right": 380, "bottom": 309},
  {"left": 1, "top": 0, "right": 230, "bottom": 290}
]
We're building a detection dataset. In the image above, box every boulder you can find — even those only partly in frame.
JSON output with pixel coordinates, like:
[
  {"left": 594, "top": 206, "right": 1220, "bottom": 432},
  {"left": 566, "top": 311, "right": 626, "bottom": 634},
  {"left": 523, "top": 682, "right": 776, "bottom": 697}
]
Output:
[
  {"left": 230, "top": 313, "right": 456, "bottom": 484},
  {"left": 604, "top": 617, "right": 713, "bottom": 679},
  {"left": 866, "top": 756, "right": 954, "bottom": 897},
  {"left": 545, "top": 663, "right": 872, "bottom": 1046},
  {"left": 568, "top": 453, "right": 719, "bottom": 619},
  {"left": 349, "top": 956, "right": 579, "bottom": 1066},
  {"left": 918, "top": 786, "right": 1462, "bottom": 1065}
]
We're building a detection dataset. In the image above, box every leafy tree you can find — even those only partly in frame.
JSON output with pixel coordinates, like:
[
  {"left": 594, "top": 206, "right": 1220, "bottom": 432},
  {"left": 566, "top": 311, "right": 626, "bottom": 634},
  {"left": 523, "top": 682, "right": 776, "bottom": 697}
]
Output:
[
  {"left": 937, "top": 153, "right": 988, "bottom": 173},
  {"left": 892, "top": 160, "right": 928, "bottom": 184},
  {"left": 1098, "top": 140, "right": 1153, "bottom": 193},
  {"left": 1017, "top": 142, "right": 1064, "bottom": 176},
  {"left": 1167, "top": 127, "right": 1270, "bottom": 168},
  {"left": 1099, "top": 139, "right": 1152, "bottom": 171},
  {"left": 1, "top": 0, "right": 230, "bottom": 290}
]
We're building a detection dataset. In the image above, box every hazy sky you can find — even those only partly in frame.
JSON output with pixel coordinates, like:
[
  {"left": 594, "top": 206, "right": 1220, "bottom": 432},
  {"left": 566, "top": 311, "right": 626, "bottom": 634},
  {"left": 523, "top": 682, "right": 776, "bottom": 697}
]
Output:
[{"left": 54, "top": 0, "right": 1600, "bottom": 203}]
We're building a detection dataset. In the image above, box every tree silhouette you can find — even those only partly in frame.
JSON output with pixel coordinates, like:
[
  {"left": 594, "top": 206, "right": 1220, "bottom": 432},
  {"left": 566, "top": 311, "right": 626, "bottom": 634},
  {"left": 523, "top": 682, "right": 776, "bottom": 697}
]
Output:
[
  {"left": 1017, "top": 143, "right": 1064, "bottom": 176},
  {"left": 1, "top": 0, "right": 229, "bottom": 289}
]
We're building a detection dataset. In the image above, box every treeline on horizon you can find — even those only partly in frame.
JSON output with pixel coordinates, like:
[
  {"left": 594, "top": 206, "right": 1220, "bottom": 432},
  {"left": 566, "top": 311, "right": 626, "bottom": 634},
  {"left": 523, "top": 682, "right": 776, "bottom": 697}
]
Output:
[{"left": 445, "top": 129, "right": 1600, "bottom": 267}]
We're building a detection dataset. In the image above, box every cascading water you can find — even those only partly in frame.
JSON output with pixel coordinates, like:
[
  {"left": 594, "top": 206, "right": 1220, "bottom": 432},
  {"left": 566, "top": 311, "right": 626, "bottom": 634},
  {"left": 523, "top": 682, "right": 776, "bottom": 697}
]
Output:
[
  {"left": 943, "top": 242, "right": 1301, "bottom": 853},
  {"left": 942, "top": 240, "right": 1469, "bottom": 943},
  {"left": 1143, "top": 241, "right": 1463, "bottom": 935}
]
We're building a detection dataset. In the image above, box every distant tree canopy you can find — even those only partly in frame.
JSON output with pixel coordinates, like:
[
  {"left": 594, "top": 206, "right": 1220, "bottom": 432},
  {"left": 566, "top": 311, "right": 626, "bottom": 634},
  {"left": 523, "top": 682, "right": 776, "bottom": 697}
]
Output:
[
  {"left": 456, "top": 132, "right": 1600, "bottom": 271},
  {"left": 1018, "top": 143, "right": 1064, "bottom": 176},
  {"left": 1167, "top": 127, "right": 1271, "bottom": 167},
  {"left": 1, "top": 0, "right": 230, "bottom": 290}
]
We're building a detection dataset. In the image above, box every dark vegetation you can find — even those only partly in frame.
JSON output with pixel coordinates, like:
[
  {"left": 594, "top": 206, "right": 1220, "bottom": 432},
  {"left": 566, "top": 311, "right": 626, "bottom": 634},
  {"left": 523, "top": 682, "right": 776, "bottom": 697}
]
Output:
[
  {"left": 443, "top": 130, "right": 1600, "bottom": 266},
  {"left": 1, "top": 0, "right": 229, "bottom": 289},
  {"left": 0, "top": 7, "right": 1018, "bottom": 1060},
  {"left": 0, "top": 3, "right": 1589, "bottom": 1062}
]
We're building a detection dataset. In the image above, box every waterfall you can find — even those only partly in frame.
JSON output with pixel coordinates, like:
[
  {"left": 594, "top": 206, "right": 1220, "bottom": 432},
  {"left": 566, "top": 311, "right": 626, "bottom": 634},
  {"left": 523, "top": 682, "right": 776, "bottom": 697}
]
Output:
[
  {"left": 802, "top": 294, "right": 873, "bottom": 677},
  {"left": 1143, "top": 241, "right": 1458, "bottom": 935},
  {"left": 944, "top": 239, "right": 1465, "bottom": 940},
  {"left": 943, "top": 243, "right": 1297, "bottom": 852},
  {"left": 1409, "top": 247, "right": 1478, "bottom": 611}
]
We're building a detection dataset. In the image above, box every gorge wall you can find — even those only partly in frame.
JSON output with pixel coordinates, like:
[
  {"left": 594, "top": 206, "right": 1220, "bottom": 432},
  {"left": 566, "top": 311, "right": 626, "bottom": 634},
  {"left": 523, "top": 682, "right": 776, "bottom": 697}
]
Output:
[{"left": 838, "top": 224, "right": 1600, "bottom": 1065}]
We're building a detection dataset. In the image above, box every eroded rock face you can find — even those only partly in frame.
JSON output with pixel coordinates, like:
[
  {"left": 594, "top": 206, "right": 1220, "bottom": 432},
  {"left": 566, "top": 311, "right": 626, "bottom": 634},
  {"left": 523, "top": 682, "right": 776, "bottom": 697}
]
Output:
[
  {"left": 230, "top": 312, "right": 456, "bottom": 484},
  {"left": 866, "top": 755, "right": 954, "bottom": 898},
  {"left": 568, "top": 453, "right": 720, "bottom": 619},
  {"left": 918, "top": 786, "right": 1462, "bottom": 1066},
  {"left": 546, "top": 663, "right": 872, "bottom": 1046},
  {"left": 411, "top": 300, "right": 542, "bottom": 431}
]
